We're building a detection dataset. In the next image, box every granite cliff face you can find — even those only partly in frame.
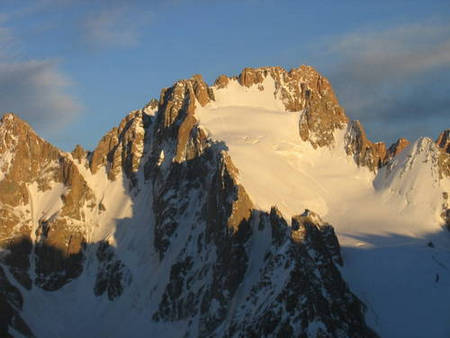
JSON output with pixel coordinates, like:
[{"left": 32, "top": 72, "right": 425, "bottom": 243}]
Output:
[{"left": 0, "top": 65, "right": 448, "bottom": 337}]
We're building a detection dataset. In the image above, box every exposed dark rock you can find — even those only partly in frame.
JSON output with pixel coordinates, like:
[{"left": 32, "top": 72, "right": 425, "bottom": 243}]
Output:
[
  {"left": 71, "top": 144, "right": 87, "bottom": 164},
  {"left": 221, "top": 209, "right": 375, "bottom": 337},
  {"left": 436, "top": 129, "right": 450, "bottom": 154},
  {"left": 345, "top": 120, "right": 386, "bottom": 171},
  {"left": 0, "top": 266, "right": 34, "bottom": 337},
  {"left": 385, "top": 138, "right": 410, "bottom": 163},
  {"left": 34, "top": 218, "right": 86, "bottom": 291},
  {"left": 436, "top": 130, "right": 450, "bottom": 178},
  {"left": 442, "top": 192, "right": 450, "bottom": 230},
  {"left": 94, "top": 241, "right": 131, "bottom": 301}
]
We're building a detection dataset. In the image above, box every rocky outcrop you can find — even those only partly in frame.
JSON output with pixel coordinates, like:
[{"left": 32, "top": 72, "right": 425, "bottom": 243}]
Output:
[
  {"left": 386, "top": 138, "right": 410, "bottom": 162},
  {"left": 437, "top": 131, "right": 450, "bottom": 227},
  {"left": 220, "top": 208, "right": 375, "bottom": 337},
  {"left": 0, "top": 233, "right": 32, "bottom": 290},
  {"left": 0, "top": 266, "right": 34, "bottom": 337},
  {"left": 34, "top": 218, "right": 86, "bottom": 291},
  {"left": 436, "top": 130, "right": 450, "bottom": 153},
  {"left": 89, "top": 109, "right": 153, "bottom": 185},
  {"left": 60, "top": 159, "right": 95, "bottom": 220},
  {"left": 291, "top": 209, "right": 343, "bottom": 266},
  {"left": 293, "top": 67, "right": 349, "bottom": 148},
  {"left": 94, "top": 241, "right": 131, "bottom": 300},
  {"left": 144, "top": 98, "right": 159, "bottom": 112},
  {"left": 436, "top": 130, "right": 450, "bottom": 178},
  {"left": 0, "top": 114, "right": 60, "bottom": 188},
  {"left": 214, "top": 74, "right": 229, "bottom": 89},
  {"left": 0, "top": 113, "right": 94, "bottom": 211},
  {"left": 71, "top": 144, "right": 87, "bottom": 164},
  {"left": 89, "top": 128, "right": 119, "bottom": 175},
  {"left": 343, "top": 124, "right": 411, "bottom": 172},
  {"left": 442, "top": 192, "right": 450, "bottom": 230},
  {"left": 345, "top": 120, "right": 386, "bottom": 171},
  {"left": 150, "top": 74, "right": 213, "bottom": 167}
]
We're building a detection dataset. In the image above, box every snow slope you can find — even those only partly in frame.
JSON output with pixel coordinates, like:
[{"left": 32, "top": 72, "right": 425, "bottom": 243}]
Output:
[{"left": 196, "top": 78, "right": 450, "bottom": 338}]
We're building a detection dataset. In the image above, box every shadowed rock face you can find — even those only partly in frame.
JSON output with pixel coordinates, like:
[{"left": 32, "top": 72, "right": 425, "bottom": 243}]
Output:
[
  {"left": 34, "top": 218, "right": 86, "bottom": 291},
  {"left": 221, "top": 208, "right": 376, "bottom": 338},
  {"left": 149, "top": 144, "right": 374, "bottom": 337},
  {"left": 442, "top": 192, "right": 450, "bottom": 230},
  {"left": 94, "top": 241, "right": 131, "bottom": 301},
  {"left": 0, "top": 266, "right": 34, "bottom": 337},
  {"left": 291, "top": 209, "right": 343, "bottom": 266}
]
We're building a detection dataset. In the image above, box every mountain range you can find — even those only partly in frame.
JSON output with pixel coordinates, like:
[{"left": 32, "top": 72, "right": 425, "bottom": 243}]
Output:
[{"left": 0, "top": 65, "right": 449, "bottom": 337}]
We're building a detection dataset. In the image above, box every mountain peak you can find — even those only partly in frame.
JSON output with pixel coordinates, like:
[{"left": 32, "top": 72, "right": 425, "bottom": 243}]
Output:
[
  {"left": 211, "top": 65, "right": 349, "bottom": 148},
  {"left": 0, "top": 112, "right": 34, "bottom": 135}
]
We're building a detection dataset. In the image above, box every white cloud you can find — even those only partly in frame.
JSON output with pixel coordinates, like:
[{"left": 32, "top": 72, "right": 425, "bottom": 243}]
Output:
[
  {"left": 0, "top": 7, "right": 82, "bottom": 132},
  {"left": 321, "top": 21, "right": 450, "bottom": 142},
  {"left": 328, "top": 22, "right": 450, "bottom": 85},
  {"left": 0, "top": 60, "right": 82, "bottom": 130},
  {"left": 81, "top": 7, "right": 143, "bottom": 48}
]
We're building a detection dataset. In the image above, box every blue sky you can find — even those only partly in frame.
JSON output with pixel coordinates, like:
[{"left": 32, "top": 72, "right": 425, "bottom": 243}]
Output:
[{"left": 0, "top": 0, "right": 449, "bottom": 151}]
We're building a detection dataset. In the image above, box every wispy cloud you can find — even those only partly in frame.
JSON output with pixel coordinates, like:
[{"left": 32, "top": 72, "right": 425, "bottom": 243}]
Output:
[
  {"left": 0, "top": 26, "right": 16, "bottom": 59},
  {"left": 0, "top": 60, "right": 81, "bottom": 130},
  {"left": 322, "top": 21, "right": 450, "bottom": 142},
  {"left": 81, "top": 6, "right": 147, "bottom": 49},
  {"left": 0, "top": 1, "right": 83, "bottom": 132},
  {"left": 0, "top": 0, "right": 74, "bottom": 21}
]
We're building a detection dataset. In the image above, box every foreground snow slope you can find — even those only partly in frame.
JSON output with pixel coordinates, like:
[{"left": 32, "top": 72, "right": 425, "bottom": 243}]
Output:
[{"left": 196, "top": 76, "right": 450, "bottom": 338}]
